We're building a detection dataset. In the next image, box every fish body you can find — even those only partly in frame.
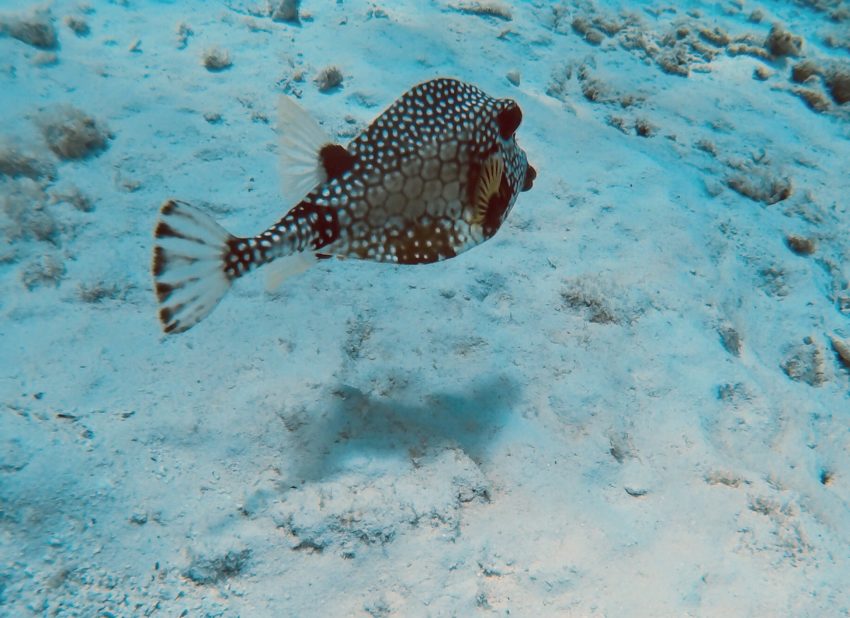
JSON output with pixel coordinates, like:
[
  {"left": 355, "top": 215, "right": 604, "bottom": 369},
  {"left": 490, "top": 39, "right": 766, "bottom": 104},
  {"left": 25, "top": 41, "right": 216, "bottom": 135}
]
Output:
[{"left": 152, "top": 78, "right": 536, "bottom": 333}]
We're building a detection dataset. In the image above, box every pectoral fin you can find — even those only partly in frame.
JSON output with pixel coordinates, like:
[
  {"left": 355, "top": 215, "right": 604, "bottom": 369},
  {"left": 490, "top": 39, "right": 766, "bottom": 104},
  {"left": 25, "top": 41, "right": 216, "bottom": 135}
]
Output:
[{"left": 473, "top": 154, "right": 504, "bottom": 225}]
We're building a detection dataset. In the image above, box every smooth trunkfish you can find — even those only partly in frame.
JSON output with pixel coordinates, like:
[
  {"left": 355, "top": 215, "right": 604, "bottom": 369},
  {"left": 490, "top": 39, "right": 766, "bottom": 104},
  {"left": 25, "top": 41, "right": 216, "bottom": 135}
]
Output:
[{"left": 151, "top": 78, "right": 537, "bottom": 334}]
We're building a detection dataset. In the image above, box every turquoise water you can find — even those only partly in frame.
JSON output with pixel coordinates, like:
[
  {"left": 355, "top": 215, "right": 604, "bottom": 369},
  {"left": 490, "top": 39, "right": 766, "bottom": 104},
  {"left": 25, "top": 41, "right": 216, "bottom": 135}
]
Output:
[{"left": 1, "top": 1, "right": 849, "bottom": 615}]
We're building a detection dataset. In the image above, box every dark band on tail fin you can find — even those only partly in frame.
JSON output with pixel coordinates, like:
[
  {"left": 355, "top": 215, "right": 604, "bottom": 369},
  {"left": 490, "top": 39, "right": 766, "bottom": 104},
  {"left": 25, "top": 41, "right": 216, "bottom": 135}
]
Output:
[{"left": 151, "top": 200, "right": 235, "bottom": 334}]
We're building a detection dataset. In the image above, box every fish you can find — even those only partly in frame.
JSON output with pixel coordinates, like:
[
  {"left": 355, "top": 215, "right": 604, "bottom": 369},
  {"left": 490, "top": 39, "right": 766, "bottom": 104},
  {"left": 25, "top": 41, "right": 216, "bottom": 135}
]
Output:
[{"left": 151, "top": 77, "right": 536, "bottom": 334}]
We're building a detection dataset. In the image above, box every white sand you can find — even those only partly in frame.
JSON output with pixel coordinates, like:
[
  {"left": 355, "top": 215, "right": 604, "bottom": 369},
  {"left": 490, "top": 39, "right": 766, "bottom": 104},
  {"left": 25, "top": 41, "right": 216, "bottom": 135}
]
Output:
[{"left": 1, "top": 0, "right": 849, "bottom": 615}]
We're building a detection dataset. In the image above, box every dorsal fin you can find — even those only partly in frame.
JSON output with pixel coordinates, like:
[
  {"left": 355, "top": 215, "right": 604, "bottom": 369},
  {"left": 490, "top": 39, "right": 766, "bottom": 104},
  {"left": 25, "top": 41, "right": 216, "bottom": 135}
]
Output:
[
  {"left": 277, "top": 96, "right": 330, "bottom": 203},
  {"left": 278, "top": 96, "right": 353, "bottom": 202}
]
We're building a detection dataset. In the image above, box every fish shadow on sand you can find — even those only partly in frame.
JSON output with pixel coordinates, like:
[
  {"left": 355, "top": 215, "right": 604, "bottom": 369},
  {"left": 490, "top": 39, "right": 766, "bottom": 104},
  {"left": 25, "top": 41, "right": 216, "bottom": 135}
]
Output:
[{"left": 285, "top": 374, "right": 521, "bottom": 483}]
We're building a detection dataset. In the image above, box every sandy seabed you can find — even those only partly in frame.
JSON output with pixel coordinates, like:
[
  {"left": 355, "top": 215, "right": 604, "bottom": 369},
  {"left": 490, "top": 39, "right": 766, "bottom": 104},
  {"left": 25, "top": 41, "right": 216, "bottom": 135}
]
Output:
[{"left": 1, "top": 0, "right": 850, "bottom": 616}]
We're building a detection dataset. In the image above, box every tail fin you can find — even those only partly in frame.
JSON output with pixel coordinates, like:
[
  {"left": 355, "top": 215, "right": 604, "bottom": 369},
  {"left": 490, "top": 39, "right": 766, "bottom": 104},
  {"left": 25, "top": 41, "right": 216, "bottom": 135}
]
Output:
[{"left": 151, "top": 200, "right": 234, "bottom": 334}]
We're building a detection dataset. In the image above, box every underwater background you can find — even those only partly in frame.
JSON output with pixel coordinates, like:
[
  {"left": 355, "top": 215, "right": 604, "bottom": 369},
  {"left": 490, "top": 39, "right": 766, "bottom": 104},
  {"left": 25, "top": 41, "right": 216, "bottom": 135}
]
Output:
[{"left": 1, "top": 0, "right": 849, "bottom": 615}]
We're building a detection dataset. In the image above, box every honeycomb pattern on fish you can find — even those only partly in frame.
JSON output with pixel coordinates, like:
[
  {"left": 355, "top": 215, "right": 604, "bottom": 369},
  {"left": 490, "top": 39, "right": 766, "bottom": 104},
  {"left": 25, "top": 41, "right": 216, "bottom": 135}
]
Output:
[{"left": 237, "top": 78, "right": 532, "bottom": 267}]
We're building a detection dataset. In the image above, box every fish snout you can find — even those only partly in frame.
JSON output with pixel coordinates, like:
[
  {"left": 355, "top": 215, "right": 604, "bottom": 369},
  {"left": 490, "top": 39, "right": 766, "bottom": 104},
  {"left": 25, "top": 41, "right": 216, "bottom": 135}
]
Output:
[{"left": 522, "top": 163, "right": 536, "bottom": 192}]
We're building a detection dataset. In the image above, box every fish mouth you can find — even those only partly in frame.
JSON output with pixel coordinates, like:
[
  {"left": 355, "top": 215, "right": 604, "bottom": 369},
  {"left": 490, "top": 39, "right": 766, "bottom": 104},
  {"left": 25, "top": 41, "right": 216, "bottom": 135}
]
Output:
[{"left": 521, "top": 164, "right": 536, "bottom": 192}]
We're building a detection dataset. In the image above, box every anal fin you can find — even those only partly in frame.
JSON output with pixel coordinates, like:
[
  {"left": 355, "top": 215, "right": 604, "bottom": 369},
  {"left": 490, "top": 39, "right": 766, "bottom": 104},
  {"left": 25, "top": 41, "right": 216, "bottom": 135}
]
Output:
[{"left": 265, "top": 252, "right": 318, "bottom": 293}]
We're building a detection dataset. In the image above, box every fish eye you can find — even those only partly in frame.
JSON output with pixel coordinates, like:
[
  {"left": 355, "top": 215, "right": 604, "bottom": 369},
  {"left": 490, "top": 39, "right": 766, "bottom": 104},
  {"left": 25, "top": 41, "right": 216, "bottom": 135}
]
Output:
[{"left": 496, "top": 102, "right": 522, "bottom": 140}]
